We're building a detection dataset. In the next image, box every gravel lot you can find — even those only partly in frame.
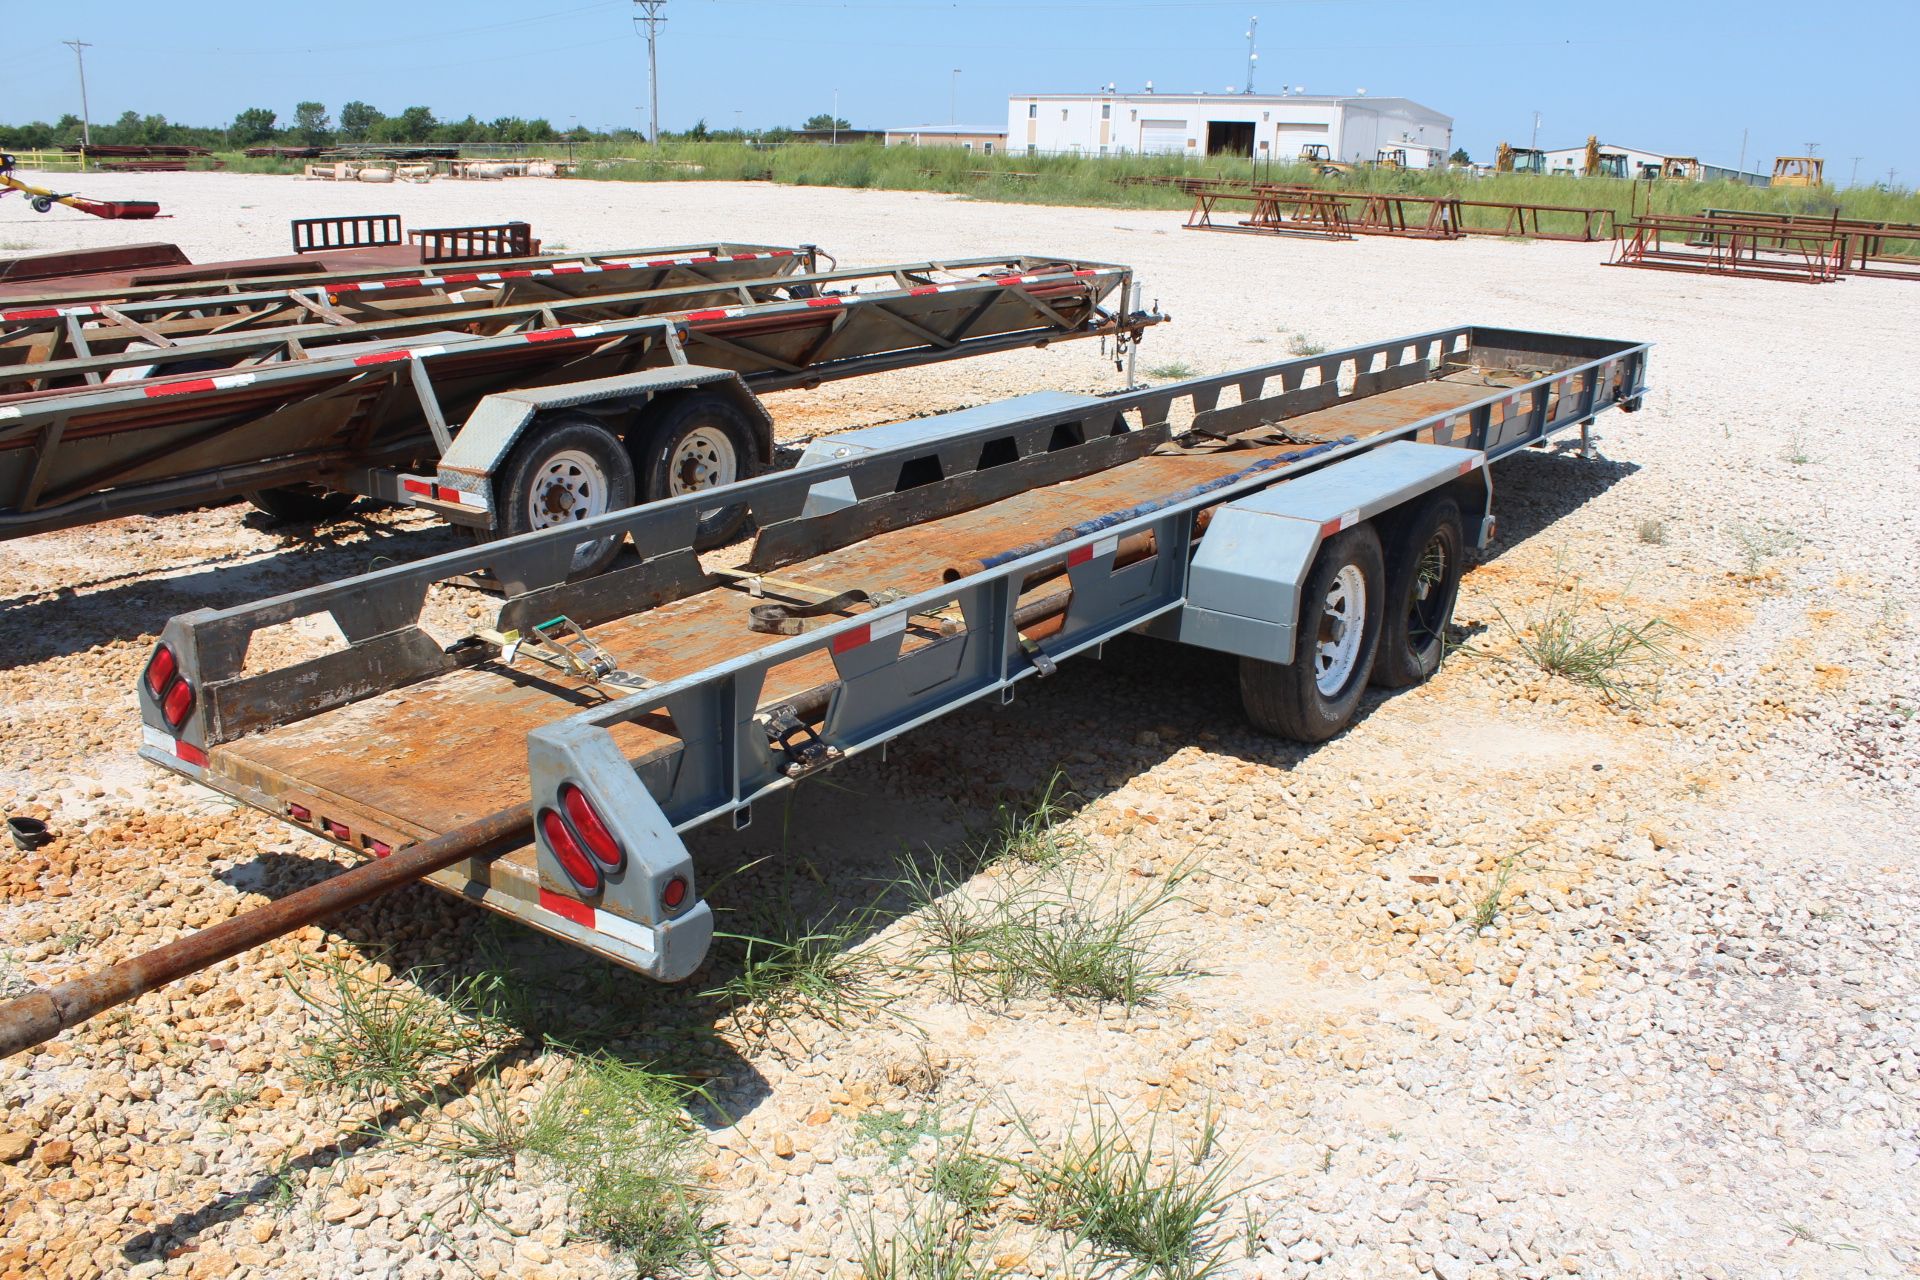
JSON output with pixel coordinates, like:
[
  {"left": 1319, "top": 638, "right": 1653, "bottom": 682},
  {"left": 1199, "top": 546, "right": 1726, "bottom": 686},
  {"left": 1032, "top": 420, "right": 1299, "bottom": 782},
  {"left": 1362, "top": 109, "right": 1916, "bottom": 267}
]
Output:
[{"left": 1, "top": 171, "right": 1917, "bottom": 1280}]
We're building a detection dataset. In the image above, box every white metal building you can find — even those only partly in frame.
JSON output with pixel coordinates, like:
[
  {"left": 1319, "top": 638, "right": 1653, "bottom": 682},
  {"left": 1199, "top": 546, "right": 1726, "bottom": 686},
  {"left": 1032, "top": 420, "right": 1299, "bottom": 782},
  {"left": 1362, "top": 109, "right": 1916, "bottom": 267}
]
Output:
[
  {"left": 1536, "top": 141, "right": 1771, "bottom": 186},
  {"left": 1007, "top": 91, "right": 1452, "bottom": 166}
]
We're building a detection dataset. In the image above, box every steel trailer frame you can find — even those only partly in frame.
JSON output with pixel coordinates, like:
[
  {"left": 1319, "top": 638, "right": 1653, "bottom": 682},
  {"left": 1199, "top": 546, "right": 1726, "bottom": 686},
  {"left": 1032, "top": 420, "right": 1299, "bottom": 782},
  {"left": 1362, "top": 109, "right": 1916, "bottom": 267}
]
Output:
[
  {"left": 0, "top": 244, "right": 816, "bottom": 368},
  {"left": 139, "top": 324, "right": 1650, "bottom": 980},
  {"left": 0, "top": 255, "right": 1160, "bottom": 538}
]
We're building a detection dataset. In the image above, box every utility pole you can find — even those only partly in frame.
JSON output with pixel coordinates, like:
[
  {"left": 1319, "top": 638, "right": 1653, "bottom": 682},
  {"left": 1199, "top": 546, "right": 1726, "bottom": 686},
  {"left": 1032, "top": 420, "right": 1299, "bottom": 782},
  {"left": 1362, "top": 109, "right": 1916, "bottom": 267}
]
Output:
[
  {"left": 63, "top": 39, "right": 93, "bottom": 166},
  {"left": 1530, "top": 110, "right": 1541, "bottom": 151},
  {"left": 1849, "top": 156, "right": 1862, "bottom": 188},
  {"left": 632, "top": 1, "right": 666, "bottom": 149},
  {"left": 950, "top": 69, "right": 961, "bottom": 125},
  {"left": 833, "top": 89, "right": 840, "bottom": 144},
  {"left": 1804, "top": 141, "right": 1819, "bottom": 156},
  {"left": 1244, "top": 16, "right": 1259, "bottom": 94},
  {"left": 1736, "top": 127, "right": 1747, "bottom": 176}
]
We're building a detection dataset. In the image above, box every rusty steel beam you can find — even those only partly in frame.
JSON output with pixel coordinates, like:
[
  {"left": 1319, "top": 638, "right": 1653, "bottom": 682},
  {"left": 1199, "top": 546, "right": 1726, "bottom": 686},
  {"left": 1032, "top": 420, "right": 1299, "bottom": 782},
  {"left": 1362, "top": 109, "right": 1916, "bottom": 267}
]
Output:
[
  {"left": 0, "top": 805, "right": 532, "bottom": 1061},
  {"left": 1607, "top": 214, "right": 1846, "bottom": 283}
]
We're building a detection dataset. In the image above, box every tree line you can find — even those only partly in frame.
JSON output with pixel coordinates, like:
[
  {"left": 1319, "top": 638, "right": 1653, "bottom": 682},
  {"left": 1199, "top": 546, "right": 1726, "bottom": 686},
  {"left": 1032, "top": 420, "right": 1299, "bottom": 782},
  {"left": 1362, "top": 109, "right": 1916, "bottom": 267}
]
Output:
[
  {"left": 0, "top": 101, "right": 566, "bottom": 151},
  {"left": 0, "top": 104, "right": 861, "bottom": 152}
]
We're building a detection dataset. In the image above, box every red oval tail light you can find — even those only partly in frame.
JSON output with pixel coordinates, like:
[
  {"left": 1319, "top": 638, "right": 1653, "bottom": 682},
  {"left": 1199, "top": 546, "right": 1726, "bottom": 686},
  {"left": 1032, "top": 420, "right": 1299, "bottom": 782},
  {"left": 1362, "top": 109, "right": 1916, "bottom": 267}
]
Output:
[
  {"left": 145, "top": 646, "right": 177, "bottom": 698},
  {"left": 661, "top": 875, "right": 688, "bottom": 911},
  {"left": 560, "top": 784, "right": 624, "bottom": 871},
  {"left": 161, "top": 679, "right": 195, "bottom": 728},
  {"left": 540, "top": 809, "right": 601, "bottom": 894}
]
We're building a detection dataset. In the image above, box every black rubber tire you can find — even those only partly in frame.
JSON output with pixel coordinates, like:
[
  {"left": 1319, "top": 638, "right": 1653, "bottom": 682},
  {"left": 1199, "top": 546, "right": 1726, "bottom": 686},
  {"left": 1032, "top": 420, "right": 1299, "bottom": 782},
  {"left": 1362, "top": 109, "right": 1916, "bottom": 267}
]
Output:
[
  {"left": 30, "top": 196, "right": 53, "bottom": 214},
  {"left": 1239, "top": 523, "right": 1385, "bottom": 742},
  {"left": 495, "top": 414, "right": 635, "bottom": 578},
  {"left": 634, "top": 392, "right": 761, "bottom": 550},
  {"left": 244, "top": 484, "right": 356, "bottom": 525},
  {"left": 1372, "top": 497, "right": 1465, "bottom": 689}
]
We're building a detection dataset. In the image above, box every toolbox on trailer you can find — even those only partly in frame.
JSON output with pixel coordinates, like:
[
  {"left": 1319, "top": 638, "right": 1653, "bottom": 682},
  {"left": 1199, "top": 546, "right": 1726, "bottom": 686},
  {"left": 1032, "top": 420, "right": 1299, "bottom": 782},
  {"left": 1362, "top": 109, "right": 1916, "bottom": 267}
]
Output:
[{"left": 138, "top": 325, "right": 1649, "bottom": 980}]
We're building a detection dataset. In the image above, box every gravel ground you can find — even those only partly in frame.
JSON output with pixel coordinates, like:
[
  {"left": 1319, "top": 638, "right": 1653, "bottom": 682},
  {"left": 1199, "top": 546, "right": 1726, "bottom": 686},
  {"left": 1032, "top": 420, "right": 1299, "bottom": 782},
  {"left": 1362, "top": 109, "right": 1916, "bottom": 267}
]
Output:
[{"left": 1, "top": 171, "right": 1916, "bottom": 1280}]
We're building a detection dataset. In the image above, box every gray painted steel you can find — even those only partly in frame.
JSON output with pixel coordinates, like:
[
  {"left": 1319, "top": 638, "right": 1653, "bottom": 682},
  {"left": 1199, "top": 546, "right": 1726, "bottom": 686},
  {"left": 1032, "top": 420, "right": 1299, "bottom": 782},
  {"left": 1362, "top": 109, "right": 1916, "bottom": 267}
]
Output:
[
  {"left": 140, "top": 323, "right": 1653, "bottom": 980},
  {"left": 1176, "top": 441, "right": 1488, "bottom": 663}
]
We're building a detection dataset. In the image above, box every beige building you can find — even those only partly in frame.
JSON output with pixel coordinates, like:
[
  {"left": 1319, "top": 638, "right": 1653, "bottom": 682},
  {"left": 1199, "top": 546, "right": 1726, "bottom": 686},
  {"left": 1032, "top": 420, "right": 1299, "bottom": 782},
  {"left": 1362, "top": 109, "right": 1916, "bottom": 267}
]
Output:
[
  {"left": 1009, "top": 90, "right": 1451, "bottom": 165},
  {"left": 885, "top": 125, "right": 1009, "bottom": 154}
]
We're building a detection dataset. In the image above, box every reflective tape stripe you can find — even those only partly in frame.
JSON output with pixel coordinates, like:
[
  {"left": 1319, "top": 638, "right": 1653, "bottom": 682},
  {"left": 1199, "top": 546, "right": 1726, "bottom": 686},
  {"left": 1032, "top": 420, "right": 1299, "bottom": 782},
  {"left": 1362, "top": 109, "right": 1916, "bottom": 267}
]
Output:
[
  {"left": 1319, "top": 509, "right": 1361, "bottom": 539},
  {"left": 402, "top": 477, "right": 434, "bottom": 496},
  {"left": 0, "top": 407, "right": 22, "bottom": 420},
  {"left": 1068, "top": 534, "right": 1120, "bottom": 567},
  {"left": 536, "top": 888, "right": 658, "bottom": 952},
  {"left": 141, "top": 725, "right": 207, "bottom": 768},
  {"left": 832, "top": 610, "right": 906, "bottom": 653}
]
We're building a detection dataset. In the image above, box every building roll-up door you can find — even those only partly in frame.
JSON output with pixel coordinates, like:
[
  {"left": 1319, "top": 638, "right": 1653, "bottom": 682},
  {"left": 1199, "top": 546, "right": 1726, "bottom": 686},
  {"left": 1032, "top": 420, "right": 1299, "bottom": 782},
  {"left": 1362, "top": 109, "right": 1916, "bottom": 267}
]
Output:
[{"left": 1140, "top": 119, "right": 1187, "bottom": 155}]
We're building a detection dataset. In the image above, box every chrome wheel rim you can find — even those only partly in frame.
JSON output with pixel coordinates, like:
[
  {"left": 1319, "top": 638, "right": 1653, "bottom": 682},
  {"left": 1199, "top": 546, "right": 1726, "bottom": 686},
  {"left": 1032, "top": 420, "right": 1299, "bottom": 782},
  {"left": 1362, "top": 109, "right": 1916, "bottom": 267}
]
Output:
[
  {"left": 668, "top": 428, "right": 739, "bottom": 495},
  {"left": 1315, "top": 563, "right": 1366, "bottom": 696},
  {"left": 528, "top": 449, "right": 609, "bottom": 529}
]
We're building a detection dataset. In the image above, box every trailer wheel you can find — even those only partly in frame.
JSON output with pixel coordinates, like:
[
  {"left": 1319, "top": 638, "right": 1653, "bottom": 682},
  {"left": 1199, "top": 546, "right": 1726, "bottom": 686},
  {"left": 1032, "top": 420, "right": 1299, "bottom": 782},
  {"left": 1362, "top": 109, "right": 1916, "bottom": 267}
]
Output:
[
  {"left": 635, "top": 392, "right": 760, "bottom": 550},
  {"left": 496, "top": 414, "right": 635, "bottom": 577},
  {"left": 30, "top": 197, "right": 53, "bottom": 214},
  {"left": 1239, "top": 523, "right": 1384, "bottom": 742},
  {"left": 1372, "top": 497, "right": 1464, "bottom": 689},
  {"left": 244, "top": 484, "right": 356, "bottom": 525}
]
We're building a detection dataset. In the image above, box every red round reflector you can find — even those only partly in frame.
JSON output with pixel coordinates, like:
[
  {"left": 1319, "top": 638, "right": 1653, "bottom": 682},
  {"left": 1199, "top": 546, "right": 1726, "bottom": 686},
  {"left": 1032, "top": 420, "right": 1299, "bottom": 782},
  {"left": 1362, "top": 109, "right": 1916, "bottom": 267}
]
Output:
[
  {"left": 662, "top": 875, "right": 688, "bottom": 911},
  {"left": 145, "top": 646, "right": 177, "bottom": 699},
  {"left": 560, "top": 784, "right": 624, "bottom": 871},
  {"left": 540, "top": 809, "right": 601, "bottom": 894},
  {"left": 161, "top": 678, "right": 195, "bottom": 728}
]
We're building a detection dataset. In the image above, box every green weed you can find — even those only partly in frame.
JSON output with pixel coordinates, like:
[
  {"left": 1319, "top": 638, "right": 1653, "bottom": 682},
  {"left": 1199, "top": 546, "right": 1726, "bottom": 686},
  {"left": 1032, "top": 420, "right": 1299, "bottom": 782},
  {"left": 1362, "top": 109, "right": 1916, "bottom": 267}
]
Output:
[
  {"left": 1019, "top": 1099, "right": 1245, "bottom": 1280},
  {"left": 1491, "top": 583, "right": 1678, "bottom": 705},
  {"left": 292, "top": 958, "right": 516, "bottom": 1102},
  {"left": 1287, "top": 333, "right": 1327, "bottom": 356},
  {"left": 1727, "top": 520, "right": 1799, "bottom": 574},
  {"left": 1146, "top": 361, "right": 1197, "bottom": 380},
  {"left": 1636, "top": 518, "right": 1668, "bottom": 545}
]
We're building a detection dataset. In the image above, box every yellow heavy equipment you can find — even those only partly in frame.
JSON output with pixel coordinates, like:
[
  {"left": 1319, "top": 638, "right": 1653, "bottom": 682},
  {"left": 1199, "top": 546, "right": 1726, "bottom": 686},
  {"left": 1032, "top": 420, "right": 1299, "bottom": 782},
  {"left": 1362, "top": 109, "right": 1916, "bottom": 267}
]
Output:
[
  {"left": 1298, "top": 142, "right": 1353, "bottom": 177},
  {"left": 1772, "top": 156, "right": 1825, "bottom": 188}
]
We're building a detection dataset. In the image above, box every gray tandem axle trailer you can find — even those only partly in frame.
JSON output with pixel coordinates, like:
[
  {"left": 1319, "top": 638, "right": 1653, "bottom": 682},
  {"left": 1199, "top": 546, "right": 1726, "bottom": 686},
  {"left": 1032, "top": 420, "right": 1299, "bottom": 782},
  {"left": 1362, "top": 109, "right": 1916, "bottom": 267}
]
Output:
[{"left": 0, "top": 324, "right": 1647, "bottom": 1056}]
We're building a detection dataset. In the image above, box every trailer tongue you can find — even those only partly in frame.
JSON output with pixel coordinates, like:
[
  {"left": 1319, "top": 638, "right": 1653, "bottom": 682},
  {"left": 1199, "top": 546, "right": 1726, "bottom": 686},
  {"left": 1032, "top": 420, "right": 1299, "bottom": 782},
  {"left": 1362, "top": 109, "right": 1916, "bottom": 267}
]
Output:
[{"left": 0, "top": 324, "right": 1650, "bottom": 1058}]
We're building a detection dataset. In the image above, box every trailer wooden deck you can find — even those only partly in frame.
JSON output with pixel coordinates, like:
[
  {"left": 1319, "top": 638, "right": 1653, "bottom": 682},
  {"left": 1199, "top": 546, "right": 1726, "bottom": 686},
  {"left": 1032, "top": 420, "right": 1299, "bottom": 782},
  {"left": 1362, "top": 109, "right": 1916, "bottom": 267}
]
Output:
[{"left": 209, "top": 371, "right": 1512, "bottom": 884}]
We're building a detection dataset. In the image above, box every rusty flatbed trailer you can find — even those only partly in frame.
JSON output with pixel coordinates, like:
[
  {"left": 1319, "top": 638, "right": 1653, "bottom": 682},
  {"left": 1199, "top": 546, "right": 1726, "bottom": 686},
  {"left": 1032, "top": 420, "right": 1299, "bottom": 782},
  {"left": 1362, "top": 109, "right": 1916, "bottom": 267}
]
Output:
[
  {"left": 0, "top": 244, "right": 816, "bottom": 369},
  {"left": 102, "top": 324, "right": 1648, "bottom": 991},
  {"left": 0, "top": 254, "right": 1159, "bottom": 558}
]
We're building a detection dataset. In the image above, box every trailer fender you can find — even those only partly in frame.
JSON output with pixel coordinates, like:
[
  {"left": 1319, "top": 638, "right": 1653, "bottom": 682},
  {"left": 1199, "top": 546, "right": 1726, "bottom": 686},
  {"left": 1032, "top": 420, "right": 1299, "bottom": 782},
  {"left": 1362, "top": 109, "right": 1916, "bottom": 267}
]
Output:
[
  {"left": 526, "top": 720, "right": 710, "bottom": 982},
  {"left": 1168, "top": 441, "right": 1488, "bottom": 664},
  {"left": 424, "top": 365, "right": 761, "bottom": 523}
]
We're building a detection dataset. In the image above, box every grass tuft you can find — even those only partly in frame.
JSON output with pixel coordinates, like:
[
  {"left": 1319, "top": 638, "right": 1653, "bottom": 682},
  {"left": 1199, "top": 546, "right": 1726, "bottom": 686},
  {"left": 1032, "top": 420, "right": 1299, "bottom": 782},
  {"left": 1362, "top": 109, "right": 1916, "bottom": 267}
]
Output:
[
  {"left": 292, "top": 957, "right": 515, "bottom": 1101},
  {"left": 702, "top": 907, "right": 897, "bottom": 1044},
  {"left": 435, "top": 1053, "right": 716, "bottom": 1272},
  {"left": 1636, "top": 518, "right": 1668, "bottom": 545},
  {"left": 1018, "top": 1099, "right": 1245, "bottom": 1280},
  {"left": 1286, "top": 333, "right": 1328, "bottom": 356},
  {"left": 1726, "top": 520, "right": 1799, "bottom": 575},
  {"left": 1491, "top": 583, "right": 1678, "bottom": 706},
  {"left": 1470, "top": 851, "right": 1528, "bottom": 931},
  {"left": 1146, "top": 360, "right": 1197, "bottom": 380}
]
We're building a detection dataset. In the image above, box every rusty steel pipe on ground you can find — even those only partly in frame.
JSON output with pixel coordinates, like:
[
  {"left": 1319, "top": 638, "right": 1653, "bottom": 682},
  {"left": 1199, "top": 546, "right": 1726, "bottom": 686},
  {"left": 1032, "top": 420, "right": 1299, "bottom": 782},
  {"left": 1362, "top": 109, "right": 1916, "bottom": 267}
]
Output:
[{"left": 0, "top": 806, "right": 532, "bottom": 1061}]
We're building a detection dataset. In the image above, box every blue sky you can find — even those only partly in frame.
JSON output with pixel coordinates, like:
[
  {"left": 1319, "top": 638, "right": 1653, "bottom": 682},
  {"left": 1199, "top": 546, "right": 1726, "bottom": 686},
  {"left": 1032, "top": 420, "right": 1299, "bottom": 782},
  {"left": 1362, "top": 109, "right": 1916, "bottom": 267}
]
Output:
[{"left": 4, "top": 0, "right": 1913, "bottom": 186}]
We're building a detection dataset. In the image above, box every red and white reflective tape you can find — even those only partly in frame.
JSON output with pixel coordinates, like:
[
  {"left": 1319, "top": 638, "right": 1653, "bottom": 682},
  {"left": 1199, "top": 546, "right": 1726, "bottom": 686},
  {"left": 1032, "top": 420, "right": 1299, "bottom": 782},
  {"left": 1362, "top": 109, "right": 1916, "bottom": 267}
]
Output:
[
  {"left": 141, "top": 724, "right": 207, "bottom": 768},
  {"left": 352, "top": 343, "right": 447, "bottom": 367},
  {"left": 831, "top": 609, "right": 908, "bottom": 654},
  {"left": 143, "top": 372, "right": 257, "bottom": 398},
  {"left": 1067, "top": 534, "right": 1120, "bottom": 567},
  {"left": 525, "top": 323, "right": 607, "bottom": 343},
  {"left": 1, "top": 303, "right": 102, "bottom": 322},
  {"left": 400, "top": 475, "right": 491, "bottom": 510},
  {"left": 537, "top": 888, "right": 658, "bottom": 952},
  {"left": 1458, "top": 453, "right": 1485, "bottom": 475},
  {"left": 326, "top": 248, "right": 790, "bottom": 297},
  {"left": 1319, "top": 509, "right": 1362, "bottom": 540}
]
